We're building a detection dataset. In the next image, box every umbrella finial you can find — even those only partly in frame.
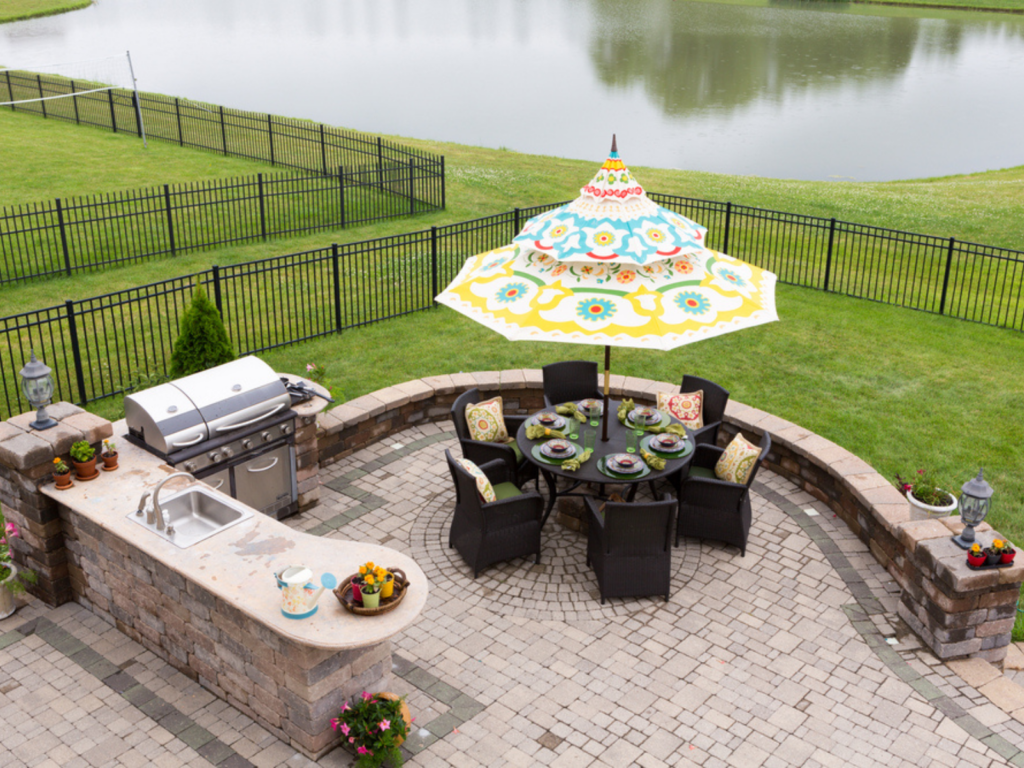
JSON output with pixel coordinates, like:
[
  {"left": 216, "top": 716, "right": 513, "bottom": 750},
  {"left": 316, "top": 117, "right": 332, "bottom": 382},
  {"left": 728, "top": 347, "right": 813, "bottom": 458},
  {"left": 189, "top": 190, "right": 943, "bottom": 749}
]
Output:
[{"left": 611, "top": 134, "right": 618, "bottom": 155}]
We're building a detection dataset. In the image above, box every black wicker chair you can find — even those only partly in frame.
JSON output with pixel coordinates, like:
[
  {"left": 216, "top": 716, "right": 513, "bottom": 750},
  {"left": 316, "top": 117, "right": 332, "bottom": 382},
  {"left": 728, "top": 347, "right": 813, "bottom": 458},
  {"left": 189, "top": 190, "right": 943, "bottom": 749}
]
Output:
[
  {"left": 451, "top": 388, "right": 538, "bottom": 491},
  {"left": 675, "top": 432, "right": 771, "bottom": 556},
  {"left": 445, "top": 449, "right": 544, "bottom": 577},
  {"left": 585, "top": 495, "right": 676, "bottom": 604},
  {"left": 542, "top": 361, "right": 602, "bottom": 408},
  {"left": 680, "top": 375, "right": 730, "bottom": 446}
]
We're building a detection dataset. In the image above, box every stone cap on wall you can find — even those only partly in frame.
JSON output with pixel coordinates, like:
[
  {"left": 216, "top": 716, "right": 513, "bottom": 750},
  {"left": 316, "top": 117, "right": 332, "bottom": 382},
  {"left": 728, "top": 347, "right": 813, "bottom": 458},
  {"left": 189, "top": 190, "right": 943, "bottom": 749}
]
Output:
[{"left": 0, "top": 403, "right": 112, "bottom": 474}]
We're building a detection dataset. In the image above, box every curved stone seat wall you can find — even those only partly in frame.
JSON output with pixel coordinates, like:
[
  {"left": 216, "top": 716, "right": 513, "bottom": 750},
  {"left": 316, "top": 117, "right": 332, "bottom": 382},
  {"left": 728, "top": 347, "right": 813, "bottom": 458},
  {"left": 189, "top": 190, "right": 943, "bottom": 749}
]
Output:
[{"left": 316, "top": 370, "right": 1023, "bottom": 665}]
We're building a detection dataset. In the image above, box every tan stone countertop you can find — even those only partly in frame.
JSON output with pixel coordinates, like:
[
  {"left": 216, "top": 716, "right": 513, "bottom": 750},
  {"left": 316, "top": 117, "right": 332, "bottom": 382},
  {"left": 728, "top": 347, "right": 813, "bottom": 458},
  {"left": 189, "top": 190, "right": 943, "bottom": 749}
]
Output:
[{"left": 41, "top": 418, "right": 427, "bottom": 651}]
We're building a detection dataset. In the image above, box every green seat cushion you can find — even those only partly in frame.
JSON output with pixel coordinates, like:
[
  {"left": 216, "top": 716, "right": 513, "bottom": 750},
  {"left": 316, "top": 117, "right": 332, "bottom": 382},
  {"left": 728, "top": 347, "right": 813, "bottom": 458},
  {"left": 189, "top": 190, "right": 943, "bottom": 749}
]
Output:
[
  {"left": 509, "top": 442, "right": 524, "bottom": 463},
  {"left": 493, "top": 482, "right": 523, "bottom": 501},
  {"left": 688, "top": 466, "right": 717, "bottom": 480}
]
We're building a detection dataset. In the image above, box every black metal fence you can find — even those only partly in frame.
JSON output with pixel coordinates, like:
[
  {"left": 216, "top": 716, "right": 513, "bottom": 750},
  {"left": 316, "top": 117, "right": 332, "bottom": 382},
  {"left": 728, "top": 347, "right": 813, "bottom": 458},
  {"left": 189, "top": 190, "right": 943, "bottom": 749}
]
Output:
[
  {"left": 2, "top": 193, "right": 1023, "bottom": 422},
  {"left": 1, "top": 164, "right": 444, "bottom": 284}
]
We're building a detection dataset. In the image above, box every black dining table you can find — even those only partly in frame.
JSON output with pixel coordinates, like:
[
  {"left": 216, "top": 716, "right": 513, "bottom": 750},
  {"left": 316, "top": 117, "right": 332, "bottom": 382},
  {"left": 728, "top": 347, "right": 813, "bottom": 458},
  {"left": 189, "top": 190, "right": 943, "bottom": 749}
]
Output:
[{"left": 515, "top": 399, "right": 695, "bottom": 526}]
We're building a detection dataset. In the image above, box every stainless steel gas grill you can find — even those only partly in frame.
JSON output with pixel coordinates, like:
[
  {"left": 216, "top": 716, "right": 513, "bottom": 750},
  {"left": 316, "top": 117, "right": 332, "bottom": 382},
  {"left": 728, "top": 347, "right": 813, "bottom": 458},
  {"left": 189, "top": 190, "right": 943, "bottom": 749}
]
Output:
[{"left": 124, "top": 357, "right": 300, "bottom": 520}]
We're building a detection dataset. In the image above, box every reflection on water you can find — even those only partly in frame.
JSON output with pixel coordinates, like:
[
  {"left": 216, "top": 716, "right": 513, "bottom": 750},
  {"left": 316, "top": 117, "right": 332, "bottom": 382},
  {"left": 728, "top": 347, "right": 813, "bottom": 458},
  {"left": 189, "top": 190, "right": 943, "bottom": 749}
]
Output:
[{"left": 1, "top": 0, "right": 1024, "bottom": 180}]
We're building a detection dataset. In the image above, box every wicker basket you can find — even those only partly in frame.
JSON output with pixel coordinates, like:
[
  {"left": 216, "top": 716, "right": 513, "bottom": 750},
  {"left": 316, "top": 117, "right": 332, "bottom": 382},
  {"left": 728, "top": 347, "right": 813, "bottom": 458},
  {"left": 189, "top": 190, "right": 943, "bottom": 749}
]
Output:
[{"left": 334, "top": 568, "right": 409, "bottom": 616}]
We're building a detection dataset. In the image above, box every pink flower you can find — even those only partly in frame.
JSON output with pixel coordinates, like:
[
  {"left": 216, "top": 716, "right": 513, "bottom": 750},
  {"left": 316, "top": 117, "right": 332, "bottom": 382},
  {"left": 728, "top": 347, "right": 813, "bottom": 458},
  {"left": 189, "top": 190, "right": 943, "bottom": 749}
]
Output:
[
  {"left": 356, "top": 746, "right": 372, "bottom": 756},
  {"left": 340, "top": 723, "right": 350, "bottom": 736},
  {"left": 379, "top": 719, "right": 390, "bottom": 731},
  {"left": 917, "top": 469, "right": 925, "bottom": 475},
  {"left": 306, "top": 363, "right": 315, "bottom": 373},
  {"left": 330, "top": 718, "right": 338, "bottom": 731},
  {"left": 361, "top": 691, "right": 372, "bottom": 701},
  {"left": 5, "top": 523, "right": 17, "bottom": 538},
  {"left": 348, "top": 737, "right": 355, "bottom": 744}
]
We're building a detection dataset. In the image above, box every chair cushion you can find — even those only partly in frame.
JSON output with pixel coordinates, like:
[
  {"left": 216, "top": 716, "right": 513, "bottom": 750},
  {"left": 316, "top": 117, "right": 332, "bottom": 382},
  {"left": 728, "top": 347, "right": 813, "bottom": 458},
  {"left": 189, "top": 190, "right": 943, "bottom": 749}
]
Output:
[
  {"left": 493, "top": 482, "right": 523, "bottom": 501},
  {"left": 508, "top": 441, "right": 524, "bottom": 463},
  {"left": 457, "top": 458, "right": 497, "bottom": 503},
  {"left": 465, "top": 397, "right": 509, "bottom": 443},
  {"left": 715, "top": 433, "right": 760, "bottom": 484},
  {"left": 658, "top": 390, "right": 704, "bottom": 430},
  {"left": 688, "top": 465, "right": 717, "bottom": 480}
]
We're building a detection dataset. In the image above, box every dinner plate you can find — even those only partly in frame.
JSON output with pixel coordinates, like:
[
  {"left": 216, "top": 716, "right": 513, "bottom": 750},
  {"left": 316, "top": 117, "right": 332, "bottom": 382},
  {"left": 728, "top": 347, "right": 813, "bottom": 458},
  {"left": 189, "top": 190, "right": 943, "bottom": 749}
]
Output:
[
  {"left": 532, "top": 413, "right": 567, "bottom": 430},
  {"left": 597, "top": 456, "right": 652, "bottom": 480},
  {"left": 654, "top": 434, "right": 683, "bottom": 450},
  {"left": 577, "top": 398, "right": 603, "bottom": 414},
  {"left": 606, "top": 453, "right": 644, "bottom": 474},
  {"left": 641, "top": 433, "right": 694, "bottom": 459},
  {"left": 540, "top": 439, "right": 576, "bottom": 459},
  {"left": 628, "top": 407, "right": 661, "bottom": 426}
]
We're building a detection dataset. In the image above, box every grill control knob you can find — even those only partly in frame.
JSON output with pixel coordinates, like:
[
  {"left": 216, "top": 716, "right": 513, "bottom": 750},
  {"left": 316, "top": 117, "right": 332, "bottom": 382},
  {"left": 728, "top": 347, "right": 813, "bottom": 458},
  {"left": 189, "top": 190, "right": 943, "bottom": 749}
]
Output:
[
  {"left": 221, "top": 447, "right": 233, "bottom": 459},
  {"left": 261, "top": 431, "right": 272, "bottom": 442},
  {"left": 184, "top": 461, "right": 197, "bottom": 473},
  {"left": 280, "top": 424, "right": 290, "bottom": 434},
  {"left": 208, "top": 451, "right": 221, "bottom": 462},
  {"left": 241, "top": 439, "right": 252, "bottom": 450}
]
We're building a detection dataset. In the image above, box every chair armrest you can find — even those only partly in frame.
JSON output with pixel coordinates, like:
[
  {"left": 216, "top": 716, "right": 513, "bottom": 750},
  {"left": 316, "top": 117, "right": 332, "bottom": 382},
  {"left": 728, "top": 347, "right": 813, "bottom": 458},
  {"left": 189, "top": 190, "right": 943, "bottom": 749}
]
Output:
[
  {"left": 691, "top": 444, "right": 724, "bottom": 470},
  {"left": 462, "top": 440, "right": 518, "bottom": 477},
  {"left": 584, "top": 496, "right": 607, "bottom": 534},
  {"left": 689, "top": 421, "right": 721, "bottom": 446},
  {"left": 477, "top": 458, "right": 513, "bottom": 486},
  {"left": 483, "top": 492, "right": 544, "bottom": 524},
  {"left": 504, "top": 414, "right": 529, "bottom": 432},
  {"left": 681, "top": 475, "right": 749, "bottom": 509}
]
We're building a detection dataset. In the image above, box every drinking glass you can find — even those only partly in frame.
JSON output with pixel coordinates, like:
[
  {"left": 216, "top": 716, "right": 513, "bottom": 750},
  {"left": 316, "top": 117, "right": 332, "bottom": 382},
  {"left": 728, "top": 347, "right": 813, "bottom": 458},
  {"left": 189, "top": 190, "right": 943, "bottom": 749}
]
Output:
[
  {"left": 589, "top": 404, "right": 600, "bottom": 428},
  {"left": 568, "top": 418, "right": 579, "bottom": 441},
  {"left": 626, "top": 430, "right": 639, "bottom": 453},
  {"left": 583, "top": 427, "right": 596, "bottom": 452}
]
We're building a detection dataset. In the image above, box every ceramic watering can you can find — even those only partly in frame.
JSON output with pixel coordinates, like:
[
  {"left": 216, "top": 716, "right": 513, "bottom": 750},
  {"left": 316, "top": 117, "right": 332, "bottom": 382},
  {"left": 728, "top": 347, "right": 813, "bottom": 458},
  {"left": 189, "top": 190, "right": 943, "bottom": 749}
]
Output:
[{"left": 279, "top": 566, "right": 326, "bottom": 619}]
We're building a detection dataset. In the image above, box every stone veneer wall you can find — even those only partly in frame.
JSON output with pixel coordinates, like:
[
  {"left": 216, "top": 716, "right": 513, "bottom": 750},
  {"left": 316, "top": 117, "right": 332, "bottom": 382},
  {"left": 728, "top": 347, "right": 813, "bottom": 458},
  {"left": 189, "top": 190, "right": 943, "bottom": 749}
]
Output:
[{"left": 314, "top": 369, "right": 1024, "bottom": 666}]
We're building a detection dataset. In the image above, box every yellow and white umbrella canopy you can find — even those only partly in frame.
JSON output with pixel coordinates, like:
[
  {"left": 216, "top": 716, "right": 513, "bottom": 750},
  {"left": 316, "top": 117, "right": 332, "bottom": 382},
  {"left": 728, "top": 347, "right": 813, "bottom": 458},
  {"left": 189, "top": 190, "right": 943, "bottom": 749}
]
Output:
[{"left": 436, "top": 242, "right": 778, "bottom": 352}]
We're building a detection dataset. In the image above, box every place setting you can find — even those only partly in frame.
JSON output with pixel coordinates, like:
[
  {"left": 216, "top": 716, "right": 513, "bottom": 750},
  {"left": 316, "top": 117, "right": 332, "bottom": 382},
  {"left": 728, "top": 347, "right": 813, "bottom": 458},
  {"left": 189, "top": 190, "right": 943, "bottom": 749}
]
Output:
[
  {"left": 531, "top": 437, "right": 584, "bottom": 465},
  {"left": 598, "top": 451, "right": 652, "bottom": 480},
  {"left": 641, "top": 431, "right": 694, "bottom": 459},
  {"left": 531, "top": 410, "right": 568, "bottom": 430},
  {"left": 625, "top": 405, "right": 672, "bottom": 430}
]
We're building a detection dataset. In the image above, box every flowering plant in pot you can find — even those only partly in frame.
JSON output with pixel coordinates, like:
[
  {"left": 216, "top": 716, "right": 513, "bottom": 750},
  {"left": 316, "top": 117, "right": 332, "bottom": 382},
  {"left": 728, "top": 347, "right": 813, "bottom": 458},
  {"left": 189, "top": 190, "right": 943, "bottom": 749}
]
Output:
[
  {"left": 332, "top": 691, "right": 411, "bottom": 768},
  {"left": 967, "top": 543, "right": 987, "bottom": 567},
  {"left": 101, "top": 439, "right": 118, "bottom": 470},
  {"left": 69, "top": 440, "right": 97, "bottom": 479},
  {"left": 0, "top": 510, "right": 38, "bottom": 618},
  {"left": 52, "top": 457, "right": 72, "bottom": 489},
  {"left": 998, "top": 540, "right": 1016, "bottom": 564},
  {"left": 357, "top": 562, "right": 387, "bottom": 609},
  {"left": 984, "top": 541, "right": 1003, "bottom": 566},
  {"left": 895, "top": 469, "right": 957, "bottom": 518}
]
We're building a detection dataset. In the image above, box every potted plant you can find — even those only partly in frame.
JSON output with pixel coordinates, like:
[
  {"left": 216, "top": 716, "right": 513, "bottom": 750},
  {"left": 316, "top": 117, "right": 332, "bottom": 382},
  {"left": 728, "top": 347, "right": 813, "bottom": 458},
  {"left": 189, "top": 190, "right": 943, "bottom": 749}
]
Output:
[
  {"left": 967, "top": 543, "right": 987, "bottom": 567},
  {"left": 999, "top": 540, "right": 1016, "bottom": 565},
  {"left": 52, "top": 457, "right": 73, "bottom": 489},
  {"left": 357, "top": 562, "right": 387, "bottom": 610},
  {"left": 0, "top": 511, "right": 38, "bottom": 619},
  {"left": 332, "top": 690, "right": 412, "bottom": 768},
  {"left": 69, "top": 440, "right": 97, "bottom": 480},
  {"left": 101, "top": 439, "right": 118, "bottom": 471},
  {"left": 984, "top": 541, "right": 1002, "bottom": 566},
  {"left": 895, "top": 470, "right": 957, "bottom": 519}
]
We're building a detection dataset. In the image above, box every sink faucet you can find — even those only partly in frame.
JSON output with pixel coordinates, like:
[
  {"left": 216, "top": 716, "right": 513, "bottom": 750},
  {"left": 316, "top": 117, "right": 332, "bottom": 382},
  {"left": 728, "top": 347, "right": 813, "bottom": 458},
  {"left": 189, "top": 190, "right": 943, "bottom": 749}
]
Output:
[{"left": 151, "top": 472, "right": 196, "bottom": 532}]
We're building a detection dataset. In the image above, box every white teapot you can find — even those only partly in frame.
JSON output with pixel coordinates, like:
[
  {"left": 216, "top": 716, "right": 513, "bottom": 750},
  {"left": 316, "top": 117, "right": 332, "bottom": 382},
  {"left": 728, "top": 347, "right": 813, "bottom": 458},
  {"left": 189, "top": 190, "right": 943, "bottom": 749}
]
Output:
[{"left": 279, "top": 566, "right": 325, "bottom": 619}]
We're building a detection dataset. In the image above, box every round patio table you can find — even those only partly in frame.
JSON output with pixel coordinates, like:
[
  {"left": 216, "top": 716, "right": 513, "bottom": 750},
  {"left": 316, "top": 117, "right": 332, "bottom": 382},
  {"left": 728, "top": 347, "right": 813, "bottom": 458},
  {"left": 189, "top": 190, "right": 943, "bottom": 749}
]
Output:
[{"left": 515, "top": 399, "right": 695, "bottom": 526}]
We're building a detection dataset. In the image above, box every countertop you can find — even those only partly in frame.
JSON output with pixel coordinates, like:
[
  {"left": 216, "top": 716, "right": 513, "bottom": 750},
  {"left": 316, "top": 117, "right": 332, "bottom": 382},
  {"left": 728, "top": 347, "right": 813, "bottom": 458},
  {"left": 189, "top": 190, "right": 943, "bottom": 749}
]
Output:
[{"left": 41, "top": 409, "right": 427, "bottom": 651}]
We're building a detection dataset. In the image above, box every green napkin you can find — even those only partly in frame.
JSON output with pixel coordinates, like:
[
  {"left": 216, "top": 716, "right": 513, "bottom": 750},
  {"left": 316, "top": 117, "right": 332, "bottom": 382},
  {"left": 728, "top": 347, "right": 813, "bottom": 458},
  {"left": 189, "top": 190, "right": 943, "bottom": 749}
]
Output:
[
  {"left": 640, "top": 448, "right": 666, "bottom": 471},
  {"left": 645, "top": 423, "right": 687, "bottom": 436},
  {"left": 561, "top": 449, "right": 593, "bottom": 472},
  {"left": 556, "top": 403, "right": 587, "bottom": 422},
  {"left": 525, "top": 425, "right": 567, "bottom": 441},
  {"left": 616, "top": 398, "right": 635, "bottom": 424}
]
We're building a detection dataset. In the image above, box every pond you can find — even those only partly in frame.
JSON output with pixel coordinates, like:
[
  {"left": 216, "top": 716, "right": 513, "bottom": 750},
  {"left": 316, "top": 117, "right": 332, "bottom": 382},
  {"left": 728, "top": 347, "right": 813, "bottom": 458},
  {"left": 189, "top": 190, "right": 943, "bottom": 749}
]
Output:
[{"left": 2, "top": 0, "right": 1024, "bottom": 180}]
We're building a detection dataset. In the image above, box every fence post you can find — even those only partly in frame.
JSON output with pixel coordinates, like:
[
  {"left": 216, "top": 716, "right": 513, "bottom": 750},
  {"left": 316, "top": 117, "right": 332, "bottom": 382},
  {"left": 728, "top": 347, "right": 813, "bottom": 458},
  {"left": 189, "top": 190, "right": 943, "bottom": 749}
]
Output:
[
  {"left": 163, "top": 185, "right": 176, "bottom": 255},
  {"left": 939, "top": 237, "right": 955, "bottom": 315},
  {"left": 258, "top": 174, "right": 267, "bottom": 241},
  {"left": 4, "top": 71, "right": 13, "bottom": 112},
  {"left": 408, "top": 159, "right": 415, "bottom": 215},
  {"left": 175, "top": 97, "right": 183, "bottom": 146},
  {"left": 268, "top": 114, "right": 275, "bottom": 165},
  {"left": 55, "top": 199, "right": 72, "bottom": 277},
  {"left": 823, "top": 218, "right": 836, "bottom": 292},
  {"left": 320, "top": 125, "right": 328, "bottom": 175},
  {"left": 441, "top": 156, "right": 446, "bottom": 210},
  {"left": 722, "top": 202, "right": 732, "bottom": 254},
  {"left": 132, "top": 92, "right": 142, "bottom": 138},
  {"left": 332, "top": 244, "right": 342, "bottom": 332},
  {"left": 36, "top": 75, "right": 46, "bottom": 118},
  {"left": 65, "top": 300, "right": 88, "bottom": 406},
  {"left": 212, "top": 266, "right": 223, "bottom": 314},
  {"left": 431, "top": 226, "right": 439, "bottom": 307},
  {"left": 108, "top": 90, "right": 117, "bottom": 133},
  {"left": 71, "top": 79, "right": 80, "bottom": 124},
  {"left": 338, "top": 166, "right": 346, "bottom": 228},
  {"left": 513, "top": 207, "right": 521, "bottom": 239},
  {"left": 377, "top": 137, "right": 384, "bottom": 188},
  {"left": 220, "top": 105, "right": 227, "bottom": 155}
]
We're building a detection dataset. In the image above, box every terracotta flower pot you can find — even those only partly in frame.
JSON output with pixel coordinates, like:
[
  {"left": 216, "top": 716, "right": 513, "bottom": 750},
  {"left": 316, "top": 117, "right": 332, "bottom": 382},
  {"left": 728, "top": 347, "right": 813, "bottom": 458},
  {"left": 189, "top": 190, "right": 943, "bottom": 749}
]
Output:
[
  {"left": 101, "top": 452, "right": 119, "bottom": 470},
  {"left": 375, "top": 693, "right": 412, "bottom": 747},
  {"left": 73, "top": 457, "right": 97, "bottom": 480},
  {"left": 53, "top": 471, "right": 73, "bottom": 489}
]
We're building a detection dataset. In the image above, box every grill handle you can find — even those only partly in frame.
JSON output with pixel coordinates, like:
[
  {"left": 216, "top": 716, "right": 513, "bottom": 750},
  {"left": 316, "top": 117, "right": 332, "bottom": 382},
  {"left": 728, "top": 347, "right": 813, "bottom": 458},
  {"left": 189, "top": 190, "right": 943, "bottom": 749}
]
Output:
[
  {"left": 247, "top": 457, "right": 279, "bottom": 473},
  {"left": 171, "top": 433, "right": 205, "bottom": 448},
  {"left": 214, "top": 403, "right": 286, "bottom": 433}
]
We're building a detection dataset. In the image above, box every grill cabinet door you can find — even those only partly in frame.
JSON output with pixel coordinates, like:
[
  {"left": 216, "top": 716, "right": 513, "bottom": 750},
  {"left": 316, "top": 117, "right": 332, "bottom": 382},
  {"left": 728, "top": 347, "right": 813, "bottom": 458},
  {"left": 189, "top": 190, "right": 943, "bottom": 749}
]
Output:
[{"left": 233, "top": 443, "right": 293, "bottom": 516}]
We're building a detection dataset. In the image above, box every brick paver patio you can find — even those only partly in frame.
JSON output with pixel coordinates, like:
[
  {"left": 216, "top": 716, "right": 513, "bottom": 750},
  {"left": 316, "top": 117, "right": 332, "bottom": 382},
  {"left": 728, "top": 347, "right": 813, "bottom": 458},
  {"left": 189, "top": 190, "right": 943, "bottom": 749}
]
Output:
[{"left": 2, "top": 423, "right": 1023, "bottom": 767}]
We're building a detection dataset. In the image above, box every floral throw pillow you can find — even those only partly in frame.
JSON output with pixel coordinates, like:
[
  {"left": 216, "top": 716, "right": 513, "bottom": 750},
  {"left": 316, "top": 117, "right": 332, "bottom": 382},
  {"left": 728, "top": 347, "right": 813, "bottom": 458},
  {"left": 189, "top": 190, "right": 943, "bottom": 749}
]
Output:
[
  {"left": 657, "top": 390, "right": 704, "bottom": 430},
  {"left": 715, "top": 433, "right": 761, "bottom": 485},
  {"left": 457, "top": 458, "right": 496, "bottom": 503},
  {"left": 465, "top": 397, "right": 509, "bottom": 443}
]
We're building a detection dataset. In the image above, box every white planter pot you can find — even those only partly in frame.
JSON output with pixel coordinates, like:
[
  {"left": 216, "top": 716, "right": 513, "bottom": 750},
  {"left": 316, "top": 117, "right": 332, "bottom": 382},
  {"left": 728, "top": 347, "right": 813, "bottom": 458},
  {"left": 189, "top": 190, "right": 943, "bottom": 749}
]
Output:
[
  {"left": 0, "top": 564, "right": 17, "bottom": 620},
  {"left": 906, "top": 489, "right": 958, "bottom": 520}
]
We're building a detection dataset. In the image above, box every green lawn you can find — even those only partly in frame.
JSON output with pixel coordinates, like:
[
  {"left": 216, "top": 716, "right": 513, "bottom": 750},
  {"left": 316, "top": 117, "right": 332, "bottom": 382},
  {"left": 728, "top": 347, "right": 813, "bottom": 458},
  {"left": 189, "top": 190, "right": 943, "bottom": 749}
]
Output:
[{"left": 0, "top": 0, "right": 89, "bottom": 24}]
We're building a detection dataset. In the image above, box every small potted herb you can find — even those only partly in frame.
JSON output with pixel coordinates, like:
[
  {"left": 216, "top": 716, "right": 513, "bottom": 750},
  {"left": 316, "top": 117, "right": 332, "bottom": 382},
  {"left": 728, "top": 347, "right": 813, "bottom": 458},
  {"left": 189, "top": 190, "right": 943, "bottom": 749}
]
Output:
[
  {"left": 101, "top": 439, "right": 118, "bottom": 471},
  {"left": 967, "top": 543, "right": 987, "bottom": 567},
  {"left": 52, "top": 457, "right": 73, "bottom": 489},
  {"left": 1000, "top": 540, "right": 1016, "bottom": 565},
  {"left": 332, "top": 691, "right": 411, "bottom": 768},
  {"left": 69, "top": 440, "right": 97, "bottom": 479}
]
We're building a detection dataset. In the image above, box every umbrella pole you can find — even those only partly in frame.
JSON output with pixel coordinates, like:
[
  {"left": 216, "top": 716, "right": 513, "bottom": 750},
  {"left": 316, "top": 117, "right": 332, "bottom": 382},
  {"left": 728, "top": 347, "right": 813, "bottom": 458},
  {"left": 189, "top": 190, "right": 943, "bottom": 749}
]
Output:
[{"left": 602, "top": 345, "right": 611, "bottom": 443}]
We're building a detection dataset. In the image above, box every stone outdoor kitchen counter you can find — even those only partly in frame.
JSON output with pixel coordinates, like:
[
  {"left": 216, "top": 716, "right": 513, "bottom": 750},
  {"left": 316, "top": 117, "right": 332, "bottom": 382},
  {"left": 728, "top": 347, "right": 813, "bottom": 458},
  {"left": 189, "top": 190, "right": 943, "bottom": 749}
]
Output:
[{"left": 41, "top": 424, "right": 427, "bottom": 651}]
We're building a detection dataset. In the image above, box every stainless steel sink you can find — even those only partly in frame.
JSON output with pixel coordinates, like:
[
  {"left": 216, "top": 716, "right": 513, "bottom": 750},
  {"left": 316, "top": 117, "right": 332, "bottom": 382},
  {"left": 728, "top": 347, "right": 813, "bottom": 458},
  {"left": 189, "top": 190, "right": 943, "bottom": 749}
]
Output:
[{"left": 128, "top": 485, "right": 254, "bottom": 548}]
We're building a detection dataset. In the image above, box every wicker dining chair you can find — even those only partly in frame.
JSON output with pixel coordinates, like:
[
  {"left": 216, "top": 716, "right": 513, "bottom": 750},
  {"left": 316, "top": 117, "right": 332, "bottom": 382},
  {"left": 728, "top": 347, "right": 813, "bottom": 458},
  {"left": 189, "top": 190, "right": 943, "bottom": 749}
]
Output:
[
  {"left": 680, "top": 375, "right": 730, "bottom": 446},
  {"left": 675, "top": 432, "right": 771, "bottom": 556},
  {"left": 445, "top": 450, "right": 544, "bottom": 577},
  {"left": 542, "top": 360, "right": 602, "bottom": 408},
  {"left": 451, "top": 387, "right": 538, "bottom": 490},
  {"left": 585, "top": 495, "right": 676, "bottom": 604}
]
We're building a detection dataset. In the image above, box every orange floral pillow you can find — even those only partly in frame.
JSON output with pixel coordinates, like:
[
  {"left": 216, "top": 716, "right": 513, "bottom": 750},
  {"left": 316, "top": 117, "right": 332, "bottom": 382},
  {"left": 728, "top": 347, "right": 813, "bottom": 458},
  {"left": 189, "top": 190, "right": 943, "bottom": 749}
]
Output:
[
  {"left": 465, "top": 397, "right": 508, "bottom": 443},
  {"left": 657, "top": 390, "right": 704, "bottom": 430},
  {"left": 715, "top": 433, "right": 760, "bottom": 485}
]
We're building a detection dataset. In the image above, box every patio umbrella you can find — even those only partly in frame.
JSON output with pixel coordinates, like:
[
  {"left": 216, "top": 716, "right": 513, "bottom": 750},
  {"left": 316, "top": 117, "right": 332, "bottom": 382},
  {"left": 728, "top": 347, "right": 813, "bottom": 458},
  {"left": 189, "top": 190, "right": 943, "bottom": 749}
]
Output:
[{"left": 436, "top": 139, "right": 778, "bottom": 440}]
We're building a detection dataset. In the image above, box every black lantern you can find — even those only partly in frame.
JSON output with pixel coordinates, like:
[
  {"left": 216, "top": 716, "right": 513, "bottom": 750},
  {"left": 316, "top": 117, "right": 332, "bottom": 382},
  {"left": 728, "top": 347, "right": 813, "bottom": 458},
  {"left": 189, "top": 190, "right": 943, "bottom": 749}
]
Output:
[
  {"left": 19, "top": 350, "right": 57, "bottom": 430},
  {"left": 952, "top": 468, "right": 993, "bottom": 549}
]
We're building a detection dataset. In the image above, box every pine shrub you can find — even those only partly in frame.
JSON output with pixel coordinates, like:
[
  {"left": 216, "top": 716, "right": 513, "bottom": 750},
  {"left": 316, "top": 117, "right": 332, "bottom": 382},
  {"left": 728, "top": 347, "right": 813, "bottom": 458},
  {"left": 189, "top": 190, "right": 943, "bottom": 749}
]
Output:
[{"left": 169, "top": 285, "right": 235, "bottom": 378}]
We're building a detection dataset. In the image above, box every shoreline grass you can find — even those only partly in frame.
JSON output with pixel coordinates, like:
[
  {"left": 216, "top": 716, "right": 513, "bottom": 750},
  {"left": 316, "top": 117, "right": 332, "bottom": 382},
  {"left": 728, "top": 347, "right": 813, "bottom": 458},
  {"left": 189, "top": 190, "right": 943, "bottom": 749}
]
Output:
[{"left": 0, "top": 0, "right": 90, "bottom": 24}]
